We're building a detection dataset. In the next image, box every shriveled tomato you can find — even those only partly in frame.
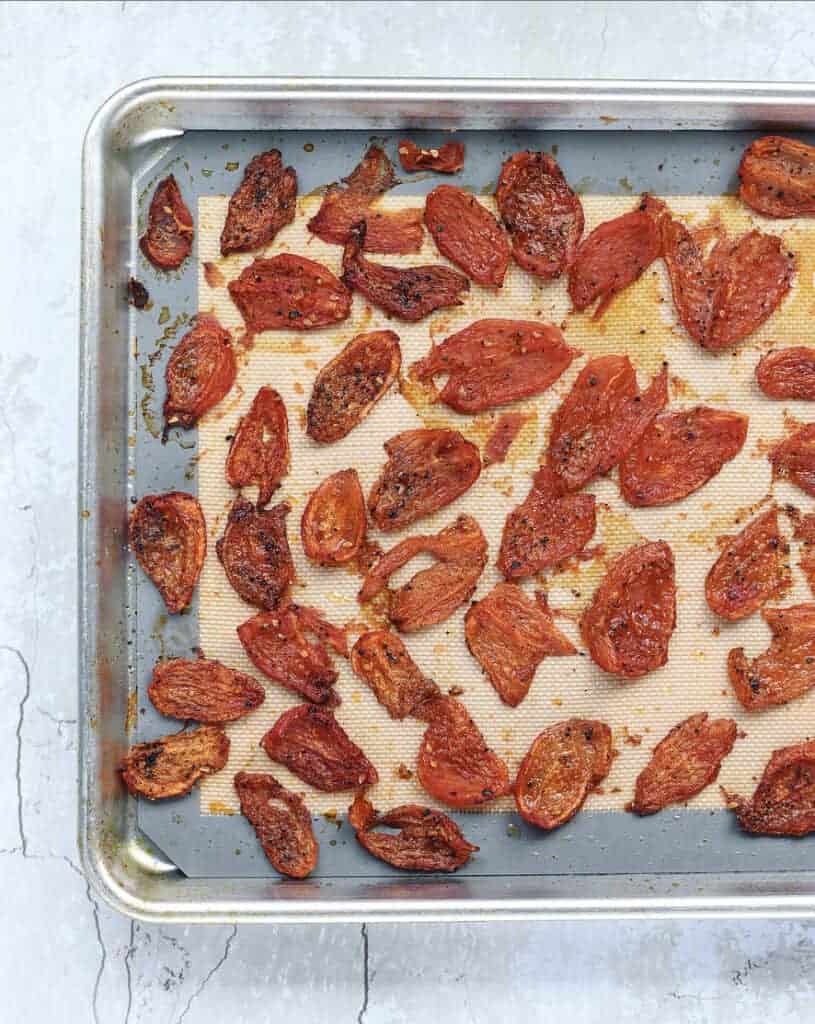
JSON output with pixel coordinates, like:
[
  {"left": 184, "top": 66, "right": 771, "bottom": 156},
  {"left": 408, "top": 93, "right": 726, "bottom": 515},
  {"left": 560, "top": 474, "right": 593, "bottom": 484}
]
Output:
[
  {"left": 368, "top": 428, "right": 481, "bottom": 531},
  {"left": 398, "top": 140, "right": 465, "bottom": 174},
  {"left": 301, "top": 469, "right": 367, "bottom": 566},
  {"left": 128, "top": 277, "right": 149, "bottom": 309},
  {"left": 148, "top": 657, "right": 265, "bottom": 723},
  {"left": 220, "top": 149, "right": 297, "bottom": 255},
  {"left": 619, "top": 406, "right": 748, "bottom": 507},
  {"left": 661, "top": 216, "right": 794, "bottom": 349},
  {"left": 308, "top": 144, "right": 424, "bottom": 254},
  {"left": 341, "top": 221, "right": 469, "bottom": 321},
  {"left": 581, "top": 540, "right": 676, "bottom": 678},
  {"left": 348, "top": 793, "right": 477, "bottom": 872},
  {"left": 163, "top": 315, "right": 237, "bottom": 433},
  {"left": 497, "top": 465, "right": 596, "bottom": 579},
  {"left": 756, "top": 346, "right": 815, "bottom": 399},
  {"left": 514, "top": 719, "right": 613, "bottom": 830},
  {"left": 306, "top": 330, "right": 401, "bottom": 443},
  {"left": 424, "top": 185, "right": 510, "bottom": 287},
  {"left": 547, "top": 356, "right": 668, "bottom": 492},
  {"left": 738, "top": 135, "right": 815, "bottom": 218},
  {"left": 728, "top": 604, "right": 815, "bottom": 710},
  {"left": 228, "top": 254, "right": 352, "bottom": 333},
  {"left": 237, "top": 604, "right": 347, "bottom": 706},
  {"left": 465, "top": 584, "right": 576, "bottom": 707},
  {"left": 139, "top": 175, "right": 193, "bottom": 270},
  {"left": 262, "top": 704, "right": 377, "bottom": 791},
  {"left": 350, "top": 630, "right": 440, "bottom": 719},
  {"left": 484, "top": 413, "right": 528, "bottom": 465},
  {"left": 120, "top": 725, "right": 229, "bottom": 800},
  {"left": 234, "top": 771, "right": 318, "bottom": 878},
  {"left": 628, "top": 713, "right": 737, "bottom": 816},
  {"left": 417, "top": 697, "right": 510, "bottom": 808},
  {"left": 705, "top": 508, "right": 791, "bottom": 621},
  {"left": 723, "top": 740, "right": 815, "bottom": 836},
  {"left": 495, "top": 151, "right": 584, "bottom": 279},
  {"left": 568, "top": 195, "right": 664, "bottom": 318},
  {"left": 794, "top": 513, "right": 815, "bottom": 595},
  {"left": 129, "top": 491, "right": 206, "bottom": 614},
  {"left": 216, "top": 498, "right": 293, "bottom": 610},
  {"left": 359, "top": 515, "right": 487, "bottom": 633},
  {"left": 769, "top": 423, "right": 815, "bottom": 496},
  {"left": 225, "top": 386, "right": 289, "bottom": 508},
  {"left": 411, "top": 318, "right": 577, "bottom": 414}
]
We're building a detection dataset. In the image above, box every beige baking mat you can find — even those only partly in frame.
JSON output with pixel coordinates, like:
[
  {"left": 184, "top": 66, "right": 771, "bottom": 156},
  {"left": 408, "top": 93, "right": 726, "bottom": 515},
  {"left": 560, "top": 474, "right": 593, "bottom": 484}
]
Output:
[{"left": 194, "top": 191, "right": 815, "bottom": 817}]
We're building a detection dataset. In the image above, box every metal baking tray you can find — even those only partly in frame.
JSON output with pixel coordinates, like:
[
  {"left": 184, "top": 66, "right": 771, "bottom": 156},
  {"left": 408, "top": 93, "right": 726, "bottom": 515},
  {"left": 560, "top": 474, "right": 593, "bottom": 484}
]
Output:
[{"left": 79, "top": 77, "right": 815, "bottom": 923}]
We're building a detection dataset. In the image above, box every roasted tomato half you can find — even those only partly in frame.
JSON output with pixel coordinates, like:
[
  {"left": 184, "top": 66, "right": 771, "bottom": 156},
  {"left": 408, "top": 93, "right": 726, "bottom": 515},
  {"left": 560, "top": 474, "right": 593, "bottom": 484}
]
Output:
[
  {"left": 729, "top": 604, "right": 815, "bottom": 711},
  {"left": 738, "top": 135, "right": 815, "bottom": 218},
  {"left": 220, "top": 149, "right": 297, "bottom": 255},
  {"left": 349, "top": 793, "right": 477, "bottom": 872},
  {"left": 495, "top": 151, "right": 584, "bottom": 279},
  {"left": 705, "top": 508, "right": 791, "bottom": 621},
  {"left": 581, "top": 540, "right": 676, "bottom": 678},
  {"left": 723, "top": 740, "right": 815, "bottom": 836},
  {"left": 306, "top": 330, "right": 401, "bottom": 443},
  {"left": 129, "top": 491, "right": 206, "bottom": 614},
  {"left": 359, "top": 515, "right": 487, "bottom": 633},
  {"left": 341, "top": 221, "right": 470, "bottom": 321},
  {"left": 368, "top": 428, "right": 481, "bottom": 531},
  {"left": 120, "top": 725, "right": 229, "bottom": 800},
  {"left": 237, "top": 604, "right": 347, "bottom": 706},
  {"left": 794, "top": 513, "right": 815, "bottom": 596},
  {"left": 228, "top": 254, "right": 352, "bottom": 333},
  {"left": 308, "top": 144, "right": 424, "bottom": 254},
  {"left": 465, "top": 584, "right": 576, "bottom": 706},
  {"left": 769, "top": 423, "right": 815, "bottom": 497},
  {"left": 424, "top": 185, "right": 510, "bottom": 287},
  {"left": 350, "top": 629, "right": 440, "bottom": 719},
  {"left": 225, "top": 386, "right": 290, "bottom": 509},
  {"left": 618, "top": 406, "right": 748, "bottom": 507},
  {"left": 148, "top": 658, "right": 265, "bottom": 723},
  {"left": 484, "top": 413, "right": 529, "bottom": 466},
  {"left": 234, "top": 771, "right": 318, "bottom": 878},
  {"left": 546, "top": 355, "right": 668, "bottom": 492},
  {"left": 757, "top": 347, "right": 815, "bottom": 400},
  {"left": 139, "top": 175, "right": 194, "bottom": 270},
  {"left": 497, "top": 465, "right": 596, "bottom": 579},
  {"left": 661, "top": 215, "right": 794, "bottom": 349},
  {"left": 163, "top": 315, "right": 237, "bottom": 433},
  {"left": 398, "top": 140, "right": 465, "bottom": 174},
  {"left": 301, "top": 469, "right": 367, "bottom": 566},
  {"left": 216, "top": 498, "right": 294, "bottom": 610},
  {"left": 568, "top": 195, "right": 664, "bottom": 318},
  {"left": 411, "top": 318, "right": 577, "bottom": 414},
  {"left": 417, "top": 697, "right": 510, "bottom": 808},
  {"left": 262, "top": 704, "right": 378, "bottom": 791}
]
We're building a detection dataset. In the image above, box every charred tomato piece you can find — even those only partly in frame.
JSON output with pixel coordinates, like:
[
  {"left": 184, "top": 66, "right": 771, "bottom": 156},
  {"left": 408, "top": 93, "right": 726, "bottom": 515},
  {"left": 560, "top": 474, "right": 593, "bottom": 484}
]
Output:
[
  {"left": 424, "top": 185, "right": 510, "bottom": 287},
  {"left": 220, "top": 149, "right": 297, "bottom": 255},
  {"left": 262, "top": 704, "right": 378, "bottom": 791},
  {"left": 225, "top": 386, "right": 289, "bottom": 509},
  {"left": 129, "top": 491, "right": 206, "bottom": 614},
  {"left": 228, "top": 254, "right": 352, "bottom": 333},
  {"left": 341, "top": 221, "right": 470, "bottom": 321},
  {"left": 348, "top": 793, "right": 477, "bottom": 872},
  {"left": 738, "top": 135, "right": 815, "bottom": 218},
  {"left": 128, "top": 277, "right": 149, "bottom": 309},
  {"left": 514, "top": 719, "right": 613, "bottom": 830},
  {"left": 723, "top": 740, "right": 815, "bottom": 836},
  {"left": 581, "top": 540, "right": 676, "bottom": 678},
  {"left": 495, "top": 151, "right": 584, "bottom": 279},
  {"left": 465, "top": 583, "right": 576, "bottom": 707},
  {"left": 628, "top": 713, "right": 737, "bottom": 816},
  {"left": 120, "top": 725, "right": 229, "bottom": 800},
  {"left": 705, "top": 508, "right": 791, "bottom": 621},
  {"left": 398, "top": 140, "right": 465, "bottom": 174},
  {"left": 216, "top": 498, "right": 294, "bottom": 610},
  {"left": 411, "top": 318, "right": 577, "bottom": 414},
  {"left": 769, "top": 423, "right": 815, "bottom": 497},
  {"left": 163, "top": 315, "right": 237, "bottom": 433},
  {"left": 757, "top": 347, "right": 815, "bottom": 399},
  {"left": 546, "top": 355, "right": 668, "bottom": 492},
  {"left": 306, "top": 330, "right": 401, "bottom": 443},
  {"left": 359, "top": 515, "right": 487, "bottom": 633},
  {"left": 148, "top": 658, "right": 265, "bottom": 723},
  {"left": 728, "top": 604, "right": 815, "bottom": 711},
  {"left": 618, "top": 406, "right": 748, "bottom": 507},
  {"left": 234, "top": 771, "right": 318, "bottom": 878},
  {"left": 139, "top": 175, "right": 194, "bottom": 270},
  {"left": 484, "top": 412, "right": 529, "bottom": 466},
  {"left": 301, "top": 469, "right": 367, "bottom": 566},
  {"left": 350, "top": 630, "right": 440, "bottom": 720},
  {"left": 368, "top": 428, "right": 481, "bottom": 531},
  {"left": 794, "top": 513, "right": 815, "bottom": 596},
  {"left": 417, "top": 697, "right": 510, "bottom": 808}
]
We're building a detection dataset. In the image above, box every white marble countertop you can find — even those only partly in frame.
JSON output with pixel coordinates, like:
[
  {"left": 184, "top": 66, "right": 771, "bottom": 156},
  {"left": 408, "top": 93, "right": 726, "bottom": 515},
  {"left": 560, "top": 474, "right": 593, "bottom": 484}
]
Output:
[{"left": 3, "top": 1, "right": 815, "bottom": 1020}]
